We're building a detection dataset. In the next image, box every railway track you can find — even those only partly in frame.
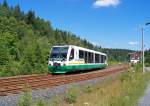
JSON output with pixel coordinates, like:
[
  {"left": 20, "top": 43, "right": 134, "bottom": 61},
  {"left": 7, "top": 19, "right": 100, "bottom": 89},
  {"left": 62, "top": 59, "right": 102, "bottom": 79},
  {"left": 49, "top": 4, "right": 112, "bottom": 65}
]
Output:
[{"left": 0, "top": 65, "right": 128, "bottom": 96}]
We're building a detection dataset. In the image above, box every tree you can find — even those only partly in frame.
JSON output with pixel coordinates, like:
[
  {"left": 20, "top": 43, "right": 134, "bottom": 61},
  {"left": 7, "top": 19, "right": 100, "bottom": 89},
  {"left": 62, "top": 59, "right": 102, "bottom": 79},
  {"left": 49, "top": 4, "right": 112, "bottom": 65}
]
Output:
[
  {"left": 0, "top": 45, "right": 9, "bottom": 66},
  {"left": 2, "top": 0, "right": 8, "bottom": 8},
  {"left": 13, "top": 5, "right": 23, "bottom": 20},
  {"left": 145, "top": 49, "right": 150, "bottom": 66},
  {"left": 25, "top": 10, "right": 35, "bottom": 25}
]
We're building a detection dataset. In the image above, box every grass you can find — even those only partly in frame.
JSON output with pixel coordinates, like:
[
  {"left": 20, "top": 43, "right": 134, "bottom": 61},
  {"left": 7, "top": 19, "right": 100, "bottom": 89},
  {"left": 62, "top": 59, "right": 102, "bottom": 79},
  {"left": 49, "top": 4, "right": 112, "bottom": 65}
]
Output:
[
  {"left": 108, "top": 61, "right": 120, "bottom": 66},
  {"left": 18, "top": 64, "right": 150, "bottom": 106},
  {"left": 51, "top": 65, "right": 150, "bottom": 106}
]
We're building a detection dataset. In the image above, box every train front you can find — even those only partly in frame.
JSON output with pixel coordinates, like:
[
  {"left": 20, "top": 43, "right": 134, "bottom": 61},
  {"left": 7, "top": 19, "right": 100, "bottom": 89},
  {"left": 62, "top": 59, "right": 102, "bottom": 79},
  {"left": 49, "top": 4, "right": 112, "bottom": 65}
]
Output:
[{"left": 48, "top": 46, "right": 69, "bottom": 74}]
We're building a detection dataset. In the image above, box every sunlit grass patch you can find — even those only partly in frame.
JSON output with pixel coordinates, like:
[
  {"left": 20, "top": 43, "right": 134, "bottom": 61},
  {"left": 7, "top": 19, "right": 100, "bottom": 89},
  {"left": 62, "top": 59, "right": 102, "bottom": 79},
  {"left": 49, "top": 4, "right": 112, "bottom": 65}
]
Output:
[{"left": 53, "top": 66, "right": 150, "bottom": 106}]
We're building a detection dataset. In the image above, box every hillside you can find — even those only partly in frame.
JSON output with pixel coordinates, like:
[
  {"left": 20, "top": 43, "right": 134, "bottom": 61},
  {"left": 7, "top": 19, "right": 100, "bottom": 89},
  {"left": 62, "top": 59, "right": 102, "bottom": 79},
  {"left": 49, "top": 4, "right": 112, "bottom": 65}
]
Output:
[{"left": 0, "top": 1, "right": 133, "bottom": 77}]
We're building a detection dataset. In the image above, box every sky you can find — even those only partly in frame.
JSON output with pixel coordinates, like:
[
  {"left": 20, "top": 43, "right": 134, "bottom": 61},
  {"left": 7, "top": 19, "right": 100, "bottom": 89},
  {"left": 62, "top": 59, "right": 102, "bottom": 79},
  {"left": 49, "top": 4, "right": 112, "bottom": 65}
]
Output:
[{"left": 0, "top": 0, "right": 150, "bottom": 50}]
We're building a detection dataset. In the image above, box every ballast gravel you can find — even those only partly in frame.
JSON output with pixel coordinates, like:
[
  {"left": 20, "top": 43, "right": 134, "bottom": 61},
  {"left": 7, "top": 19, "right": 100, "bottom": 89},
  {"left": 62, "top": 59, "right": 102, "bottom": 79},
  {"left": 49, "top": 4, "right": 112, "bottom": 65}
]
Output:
[{"left": 0, "top": 72, "right": 122, "bottom": 106}]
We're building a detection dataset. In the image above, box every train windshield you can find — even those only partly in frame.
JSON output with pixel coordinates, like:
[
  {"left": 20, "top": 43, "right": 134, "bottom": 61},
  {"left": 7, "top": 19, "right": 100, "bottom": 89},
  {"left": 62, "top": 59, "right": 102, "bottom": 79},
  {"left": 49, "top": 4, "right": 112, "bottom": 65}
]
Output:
[{"left": 50, "top": 47, "right": 68, "bottom": 61}]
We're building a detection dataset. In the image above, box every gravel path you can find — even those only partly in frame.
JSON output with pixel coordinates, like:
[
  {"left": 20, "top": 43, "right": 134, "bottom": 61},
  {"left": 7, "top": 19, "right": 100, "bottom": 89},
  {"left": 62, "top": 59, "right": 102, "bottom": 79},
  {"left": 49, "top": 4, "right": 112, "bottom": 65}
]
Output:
[
  {"left": 137, "top": 67, "right": 150, "bottom": 106},
  {"left": 0, "top": 72, "right": 122, "bottom": 106},
  {"left": 137, "top": 82, "right": 150, "bottom": 106},
  {"left": 145, "top": 67, "right": 150, "bottom": 72}
]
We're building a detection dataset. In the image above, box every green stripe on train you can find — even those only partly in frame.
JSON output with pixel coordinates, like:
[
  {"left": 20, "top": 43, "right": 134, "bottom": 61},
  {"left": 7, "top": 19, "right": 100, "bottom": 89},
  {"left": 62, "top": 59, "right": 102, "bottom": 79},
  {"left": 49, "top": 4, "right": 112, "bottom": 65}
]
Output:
[{"left": 48, "top": 64, "right": 107, "bottom": 74}]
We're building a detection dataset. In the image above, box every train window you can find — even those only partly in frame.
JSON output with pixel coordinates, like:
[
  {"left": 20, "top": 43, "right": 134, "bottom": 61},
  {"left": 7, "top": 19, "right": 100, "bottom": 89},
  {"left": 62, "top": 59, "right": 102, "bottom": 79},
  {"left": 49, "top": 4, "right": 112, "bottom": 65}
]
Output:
[
  {"left": 91, "top": 53, "right": 94, "bottom": 63},
  {"left": 101, "top": 55, "right": 106, "bottom": 63},
  {"left": 101, "top": 55, "right": 104, "bottom": 63},
  {"left": 88, "top": 52, "right": 94, "bottom": 63},
  {"left": 87, "top": 52, "right": 90, "bottom": 63},
  {"left": 84, "top": 51, "right": 88, "bottom": 63},
  {"left": 88, "top": 52, "right": 90, "bottom": 63},
  {"left": 104, "top": 56, "right": 106, "bottom": 61},
  {"left": 50, "top": 47, "right": 68, "bottom": 61},
  {"left": 99, "top": 55, "right": 101, "bottom": 63},
  {"left": 103, "top": 56, "right": 105, "bottom": 63},
  {"left": 69, "top": 49, "right": 74, "bottom": 60},
  {"left": 79, "top": 50, "right": 84, "bottom": 59},
  {"left": 95, "top": 54, "right": 100, "bottom": 63}
]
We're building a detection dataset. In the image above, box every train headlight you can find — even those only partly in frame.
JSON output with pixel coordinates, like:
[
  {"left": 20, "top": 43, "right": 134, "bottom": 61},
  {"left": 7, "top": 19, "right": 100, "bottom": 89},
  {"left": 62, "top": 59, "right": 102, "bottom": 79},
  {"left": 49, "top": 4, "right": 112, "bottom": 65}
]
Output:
[{"left": 48, "top": 61, "right": 53, "bottom": 66}]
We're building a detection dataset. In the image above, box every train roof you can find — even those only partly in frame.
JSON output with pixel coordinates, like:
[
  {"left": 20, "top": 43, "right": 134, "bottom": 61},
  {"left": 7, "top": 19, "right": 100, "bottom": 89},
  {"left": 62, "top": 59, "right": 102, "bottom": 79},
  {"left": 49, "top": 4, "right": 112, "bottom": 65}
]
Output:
[{"left": 52, "top": 45, "right": 107, "bottom": 56}]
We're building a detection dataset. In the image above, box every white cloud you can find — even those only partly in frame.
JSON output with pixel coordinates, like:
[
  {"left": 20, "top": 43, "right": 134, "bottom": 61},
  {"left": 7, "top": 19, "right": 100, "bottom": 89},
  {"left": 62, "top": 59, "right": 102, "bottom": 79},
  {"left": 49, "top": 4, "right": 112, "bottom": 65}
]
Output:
[
  {"left": 129, "top": 41, "right": 139, "bottom": 46},
  {"left": 93, "top": 0, "right": 120, "bottom": 8}
]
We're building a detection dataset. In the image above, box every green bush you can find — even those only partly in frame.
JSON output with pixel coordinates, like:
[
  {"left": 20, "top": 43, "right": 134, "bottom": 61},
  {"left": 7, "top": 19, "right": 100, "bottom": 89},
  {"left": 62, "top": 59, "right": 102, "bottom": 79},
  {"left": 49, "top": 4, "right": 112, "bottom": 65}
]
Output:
[
  {"left": 36, "top": 99, "right": 46, "bottom": 106},
  {"left": 133, "top": 63, "right": 142, "bottom": 72},
  {"left": 17, "top": 92, "right": 32, "bottom": 106},
  {"left": 50, "top": 95, "right": 63, "bottom": 106},
  {"left": 83, "top": 85, "right": 93, "bottom": 93},
  {"left": 65, "top": 86, "right": 78, "bottom": 104},
  {"left": 17, "top": 84, "right": 32, "bottom": 106},
  {"left": 120, "top": 72, "right": 131, "bottom": 82}
]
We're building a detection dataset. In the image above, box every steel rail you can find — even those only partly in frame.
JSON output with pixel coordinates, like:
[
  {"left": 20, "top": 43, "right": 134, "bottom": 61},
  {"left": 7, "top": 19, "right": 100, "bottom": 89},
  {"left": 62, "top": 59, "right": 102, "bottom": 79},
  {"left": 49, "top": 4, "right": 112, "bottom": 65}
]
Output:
[{"left": 0, "top": 65, "right": 128, "bottom": 96}]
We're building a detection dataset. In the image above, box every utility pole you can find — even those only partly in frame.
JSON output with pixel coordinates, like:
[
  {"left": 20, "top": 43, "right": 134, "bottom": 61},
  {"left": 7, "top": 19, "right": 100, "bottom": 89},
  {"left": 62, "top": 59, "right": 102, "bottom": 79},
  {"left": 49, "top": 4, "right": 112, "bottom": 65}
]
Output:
[
  {"left": 142, "top": 22, "right": 150, "bottom": 73},
  {"left": 141, "top": 27, "right": 145, "bottom": 73}
]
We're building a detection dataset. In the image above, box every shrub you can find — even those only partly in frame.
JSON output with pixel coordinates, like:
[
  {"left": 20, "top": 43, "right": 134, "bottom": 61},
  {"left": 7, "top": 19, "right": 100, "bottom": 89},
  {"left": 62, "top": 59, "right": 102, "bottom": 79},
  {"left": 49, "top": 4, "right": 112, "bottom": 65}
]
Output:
[
  {"left": 17, "top": 84, "right": 32, "bottom": 106},
  {"left": 36, "top": 99, "right": 45, "bottom": 106},
  {"left": 20, "top": 62, "right": 32, "bottom": 75},
  {"left": 51, "top": 95, "right": 63, "bottom": 106},
  {"left": 120, "top": 71, "right": 131, "bottom": 82},
  {"left": 65, "top": 86, "right": 78, "bottom": 104},
  {"left": 83, "top": 85, "right": 93, "bottom": 93},
  {"left": 17, "top": 92, "right": 32, "bottom": 106},
  {"left": 133, "top": 63, "right": 142, "bottom": 72}
]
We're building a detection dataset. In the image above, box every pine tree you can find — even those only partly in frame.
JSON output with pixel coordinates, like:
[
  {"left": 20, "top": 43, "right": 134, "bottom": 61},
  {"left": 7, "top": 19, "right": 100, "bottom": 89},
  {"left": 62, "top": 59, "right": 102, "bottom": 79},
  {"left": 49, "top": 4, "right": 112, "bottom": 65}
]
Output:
[
  {"left": 26, "top": 10, "right": 35, "bottom": 25},
  {"left": 13, "top": 5, "right": 22, "bottom": 20},
  {"left": 2, "top": 0, "right": 8, "bottom": 8}
]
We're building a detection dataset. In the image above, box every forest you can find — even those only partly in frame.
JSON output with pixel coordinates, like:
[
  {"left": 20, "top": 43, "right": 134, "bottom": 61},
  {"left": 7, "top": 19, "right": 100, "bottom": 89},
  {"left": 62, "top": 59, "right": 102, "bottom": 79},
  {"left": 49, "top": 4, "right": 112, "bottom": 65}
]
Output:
[{"left": 0, "top": 1, "right": 149, "bottom": 77}]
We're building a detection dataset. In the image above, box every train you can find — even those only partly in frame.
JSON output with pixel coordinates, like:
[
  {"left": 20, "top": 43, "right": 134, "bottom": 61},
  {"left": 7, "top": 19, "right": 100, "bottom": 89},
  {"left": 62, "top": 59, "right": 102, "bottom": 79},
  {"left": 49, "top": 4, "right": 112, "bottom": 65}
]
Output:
[{"left": 48, "top": 45, "right": 108, "bottom": 74}]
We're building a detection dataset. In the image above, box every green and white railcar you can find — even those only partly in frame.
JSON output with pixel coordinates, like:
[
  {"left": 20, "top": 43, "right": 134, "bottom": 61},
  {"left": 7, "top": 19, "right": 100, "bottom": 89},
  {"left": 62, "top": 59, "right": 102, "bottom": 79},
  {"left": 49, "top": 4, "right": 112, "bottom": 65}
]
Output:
[{"left": 48, "top": 45, "right": 108, "bottom": 74}]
